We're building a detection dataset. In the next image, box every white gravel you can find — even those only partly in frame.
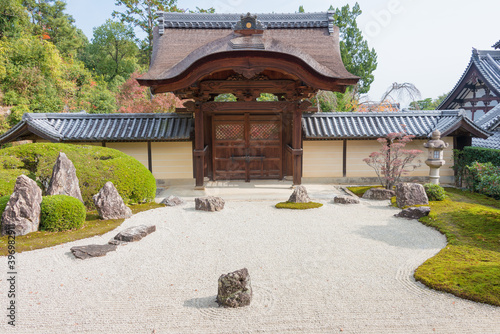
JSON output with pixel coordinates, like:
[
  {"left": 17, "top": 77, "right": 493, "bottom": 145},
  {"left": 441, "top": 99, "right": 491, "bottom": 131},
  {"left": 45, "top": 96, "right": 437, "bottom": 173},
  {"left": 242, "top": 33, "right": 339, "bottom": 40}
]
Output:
[{"left": 1, "top": 189, "right": 499, "bottom": 333}]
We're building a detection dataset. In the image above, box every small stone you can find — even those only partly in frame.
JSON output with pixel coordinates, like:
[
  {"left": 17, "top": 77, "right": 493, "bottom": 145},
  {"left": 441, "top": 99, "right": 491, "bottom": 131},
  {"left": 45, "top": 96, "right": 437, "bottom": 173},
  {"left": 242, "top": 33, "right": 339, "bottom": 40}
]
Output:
[
  {"left": 70, "top": 244, "right": 117, "bottom": 259},
  {"left": 1, "top": 175, "right": 42, "bottom": 236},
  {"left": 112, "top": 225, "right": 156, "bottom": 243},
  {"left": 288, "top": 185, "right": 311, "bottom": 203},
  {"left": 395, "top": 206, "right": 431, "bottom": 219},
  {"left": 93, "top": 182, "right": 132, "bottom": 220},
  {"left": 362, "top": 188, "right": 395, "bottom": 200},
  {"left": 216, "top": 268, "right": 252, "bottom": 308},
  {"left": 195, "top": 196, "right": 225, "bottom": 212},
  {"left": 160, "top": 195, "right": 185, "bottom": 207},
  {"left": 395, "top": 183, "right": 429, "bottom": 208},
  {"left": 46, "top": 152, "right": 83, "bottom": 202},
  {"left": 333, "top": 195, "right": 360, "bottom": 204}
]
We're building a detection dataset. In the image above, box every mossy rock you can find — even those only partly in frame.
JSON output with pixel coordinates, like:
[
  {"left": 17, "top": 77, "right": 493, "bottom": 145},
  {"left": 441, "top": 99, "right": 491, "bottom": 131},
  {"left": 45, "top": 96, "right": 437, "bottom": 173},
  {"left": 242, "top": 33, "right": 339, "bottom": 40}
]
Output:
[
  {"left": 40, "top": 195, "right": 86, "bottom": 232},
  {"left": 275, "top": 201, "right": 323, "bottom": 210},
  {"left": 347, "top": 185, "right": 383, "bottom": 197},
  {"left": 0, "top": 143, "right": 156, "bottom": 209}
]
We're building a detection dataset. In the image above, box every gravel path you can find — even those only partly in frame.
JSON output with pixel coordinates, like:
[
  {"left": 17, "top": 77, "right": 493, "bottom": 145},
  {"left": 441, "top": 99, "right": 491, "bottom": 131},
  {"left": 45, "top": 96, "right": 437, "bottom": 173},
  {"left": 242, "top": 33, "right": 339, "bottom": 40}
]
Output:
[{"left": 1, "top": 192, "right": 499, "bottom": 333}]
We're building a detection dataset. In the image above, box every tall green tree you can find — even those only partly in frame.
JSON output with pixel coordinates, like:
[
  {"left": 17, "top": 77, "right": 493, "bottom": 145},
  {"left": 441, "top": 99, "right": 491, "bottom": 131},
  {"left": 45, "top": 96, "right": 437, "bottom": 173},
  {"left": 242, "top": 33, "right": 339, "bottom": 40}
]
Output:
[
  {"left": 82, "top": 20, "right": 138, "bottom": 84},
  {"left": 409, "top": 93, "right": 449, "bottom": 110},
  {"left": 330, "top": 2, "right": 377, "bottom": 94},
  {"left": 22, "top": 0, "right": 87, "bottom": 58},
  {"left": 112, "top": 0, "right": 180, "bottom": 65},
  {"left": 0, "top": 0, "right": 29, "bottom": 38}
]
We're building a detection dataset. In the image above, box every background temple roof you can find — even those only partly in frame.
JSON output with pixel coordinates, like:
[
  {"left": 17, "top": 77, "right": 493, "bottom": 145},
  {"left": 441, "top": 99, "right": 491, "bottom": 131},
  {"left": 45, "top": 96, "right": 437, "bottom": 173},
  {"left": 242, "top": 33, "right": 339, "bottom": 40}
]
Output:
[
  {"left": 472, "top": 103, "right": 500, "bottom": 149},
  {"left": 438, "top": 49, "right": 500, "bottom": 109}
]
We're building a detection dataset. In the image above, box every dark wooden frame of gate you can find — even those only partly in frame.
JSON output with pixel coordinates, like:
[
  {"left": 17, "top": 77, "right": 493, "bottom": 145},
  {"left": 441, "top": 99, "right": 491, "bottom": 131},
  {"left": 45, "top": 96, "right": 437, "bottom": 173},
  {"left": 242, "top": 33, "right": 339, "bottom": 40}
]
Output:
[{"left": 212, "top": 113, "right": 283, "bottom": 182}]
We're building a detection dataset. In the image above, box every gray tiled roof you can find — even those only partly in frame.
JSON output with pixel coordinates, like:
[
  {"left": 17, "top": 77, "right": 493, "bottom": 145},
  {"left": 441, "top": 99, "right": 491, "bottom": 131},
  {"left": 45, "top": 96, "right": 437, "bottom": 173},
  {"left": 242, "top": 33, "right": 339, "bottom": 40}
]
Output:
[
  {"left": 493, "top": 40, "right": 500, "bottom": 50},
  {"left": 157, "top": 12, "right": 334, "bottom": 34},
  {"left": 438, "top": 50, "right": 500, "bottom": 109},
  {"left": 302, "top": 110, "right": 490, "bottom": 139},
  {"left": 473, "top": 103, "right": 500, "bottom": 150},
  {"left": 474, "top": 103, "right": 500, "bottom": 131},
  {"left": 0, "top": 113, "right": 193, "bottom": 143}
]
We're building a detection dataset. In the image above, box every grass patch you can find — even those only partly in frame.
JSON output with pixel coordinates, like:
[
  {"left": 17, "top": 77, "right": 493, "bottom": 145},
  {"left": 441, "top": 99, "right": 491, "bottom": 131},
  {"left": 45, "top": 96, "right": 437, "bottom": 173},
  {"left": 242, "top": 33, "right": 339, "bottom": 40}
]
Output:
[
  {"left": 414, "top": 187, "right": 500, "bottom": 306},
  {"left": 275, "top": 201, "right": 323, "bottom": 210},
  {"left": 347, "top": 185, "right": 383, "bottom": 197},
  {"left": 0, "top": 202, "right": 162, "bottom": 256}
]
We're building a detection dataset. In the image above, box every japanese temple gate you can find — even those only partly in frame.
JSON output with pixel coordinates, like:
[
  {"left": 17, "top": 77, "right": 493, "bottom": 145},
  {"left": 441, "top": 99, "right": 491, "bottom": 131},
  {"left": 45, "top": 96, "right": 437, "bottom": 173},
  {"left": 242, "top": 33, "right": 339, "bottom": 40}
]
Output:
[{"left": 138, "top": 12, "right": 358, "bottom": 188}]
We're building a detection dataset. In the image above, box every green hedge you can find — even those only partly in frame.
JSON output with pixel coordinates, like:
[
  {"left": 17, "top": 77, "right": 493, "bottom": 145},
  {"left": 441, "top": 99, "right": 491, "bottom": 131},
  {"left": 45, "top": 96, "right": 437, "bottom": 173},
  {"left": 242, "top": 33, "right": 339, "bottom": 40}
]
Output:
[
  {"left": 40, "top": 195, "right": 86, "bottom": 231},
  {"left": 453, "top": 147, "right": 500, "bottom": 187},
  {"left": 0, "top": 143, "right": 156, "bottom": 209},
  {"left": 424, "top": 183, "right": 447, "bottom": 201}
]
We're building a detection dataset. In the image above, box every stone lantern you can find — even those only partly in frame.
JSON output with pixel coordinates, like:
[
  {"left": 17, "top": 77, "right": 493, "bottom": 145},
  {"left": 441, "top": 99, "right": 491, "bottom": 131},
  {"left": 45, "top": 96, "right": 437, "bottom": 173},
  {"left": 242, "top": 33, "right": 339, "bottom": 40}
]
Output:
[{"left": 423, "top": 130, "right": 449, "bottom": 184}]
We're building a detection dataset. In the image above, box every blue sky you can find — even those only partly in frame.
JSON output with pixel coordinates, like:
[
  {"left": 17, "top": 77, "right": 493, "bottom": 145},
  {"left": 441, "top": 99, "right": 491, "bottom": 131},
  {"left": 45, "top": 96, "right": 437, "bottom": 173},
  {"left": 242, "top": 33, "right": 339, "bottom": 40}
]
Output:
[{"left": 65, "top": 0, "right": 500, "bottom": 105}]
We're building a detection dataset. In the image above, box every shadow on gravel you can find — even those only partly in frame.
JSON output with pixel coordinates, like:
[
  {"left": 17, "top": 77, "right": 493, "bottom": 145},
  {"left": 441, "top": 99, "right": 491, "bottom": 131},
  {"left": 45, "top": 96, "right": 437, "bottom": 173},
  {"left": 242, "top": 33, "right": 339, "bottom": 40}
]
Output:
[
  {"left": 184, "top": 296, "right": 219, "bottom": 309},
  {"left": 354, "top": 218, "right": 442, "bottom": 250}
]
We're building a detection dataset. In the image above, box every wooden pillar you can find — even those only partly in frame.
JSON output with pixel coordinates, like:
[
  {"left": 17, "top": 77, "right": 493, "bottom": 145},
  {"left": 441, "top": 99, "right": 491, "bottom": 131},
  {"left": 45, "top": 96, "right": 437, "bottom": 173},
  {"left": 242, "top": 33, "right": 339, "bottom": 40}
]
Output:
[
  {"left": 147, "top": 141, "right": 152, "bottom": 173},
  {"left": 193, "top": 106, "right": 205, "bottom": 189},
  {"left": 292, "top": 105, "right": 303, "bottom": 185}
]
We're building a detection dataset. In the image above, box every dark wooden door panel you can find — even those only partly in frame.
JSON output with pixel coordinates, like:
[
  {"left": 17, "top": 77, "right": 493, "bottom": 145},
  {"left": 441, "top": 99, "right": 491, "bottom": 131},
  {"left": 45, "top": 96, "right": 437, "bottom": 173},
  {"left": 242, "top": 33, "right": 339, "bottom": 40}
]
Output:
[{"left": 212, "top": 113, "right": 282, "bottom": 181}]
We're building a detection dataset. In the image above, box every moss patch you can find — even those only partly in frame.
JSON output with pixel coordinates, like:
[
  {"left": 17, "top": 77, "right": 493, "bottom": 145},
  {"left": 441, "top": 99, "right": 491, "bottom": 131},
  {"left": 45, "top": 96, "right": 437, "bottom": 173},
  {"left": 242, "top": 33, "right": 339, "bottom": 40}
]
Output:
[
  {"left": 275, "top": 201, "right": 323, "bottom": 210},
  {"left": 0, "top": 202, "right": 162, "bottom": 255},
  {"left": 347, "top": 185, "right": 383, "bottom": 197},
  {"left": 414, "top": 187, "right": 500, "bottom": 306}
]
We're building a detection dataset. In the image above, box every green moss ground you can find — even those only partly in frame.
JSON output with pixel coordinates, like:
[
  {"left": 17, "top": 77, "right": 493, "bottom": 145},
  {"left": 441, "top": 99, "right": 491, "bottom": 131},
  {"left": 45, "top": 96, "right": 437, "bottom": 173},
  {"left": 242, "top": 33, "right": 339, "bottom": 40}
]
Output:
[
  {"left": 347, "top": 185, "right": 383, "bottom": 197},
  {"left": 0, "top": 202, "right": 162, "bottom": 256},
  {"left": 275, "top": 201, "right": 323, "bottom": 209},
  {"left": 415, "top": 188, "right": 500, "bottom": 306}
]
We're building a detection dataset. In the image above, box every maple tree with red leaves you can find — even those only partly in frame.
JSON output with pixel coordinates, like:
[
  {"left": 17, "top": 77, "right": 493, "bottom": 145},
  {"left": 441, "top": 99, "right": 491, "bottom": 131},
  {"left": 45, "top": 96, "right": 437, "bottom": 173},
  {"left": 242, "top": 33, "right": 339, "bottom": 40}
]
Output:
[{"left": 116, "top": 72, "right": 184, "bottom": 113}]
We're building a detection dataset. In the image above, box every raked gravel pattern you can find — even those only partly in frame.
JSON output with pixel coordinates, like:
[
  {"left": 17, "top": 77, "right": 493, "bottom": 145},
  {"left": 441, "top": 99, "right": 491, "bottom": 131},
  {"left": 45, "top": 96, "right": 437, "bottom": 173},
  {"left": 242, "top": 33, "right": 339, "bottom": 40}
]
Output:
[{"left": 1, "top": 197, "right": 499, "bottom": 334}]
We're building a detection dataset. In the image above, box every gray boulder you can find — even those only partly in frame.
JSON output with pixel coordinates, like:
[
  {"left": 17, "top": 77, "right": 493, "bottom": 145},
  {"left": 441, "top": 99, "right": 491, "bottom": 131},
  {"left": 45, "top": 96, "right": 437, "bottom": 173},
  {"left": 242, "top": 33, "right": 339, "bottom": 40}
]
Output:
[
  {"left": 195, "top": 196, "right": 225, "bottom": 212},
  {"left": 110, "top": 225, "right": 156, "bottom": 244},
  {"left": 160, "top": 195, "right": 185, "bottom": 207},
  {"left": 70, "top": 244, "right": 117, "bottom": 259},
  {"left": 288, "top": 185, "right": 311, "bottom": 203},
  {"left": 93, "top": 182, "right": 132, "bottom": 220},
  {"left": 216, "top": 268, "right": 252, "bottom": 308},
  {"left": 1, "top": 175, "right": 42, "bottom": 236},
  {"left": 395, "top": 206, "right": 431, "bottom": 219},
  {"left": 395, "top": 183, "right": 429, "bottom": 208},
  {"left": 46, "top": 152, "right": 83, "bottom": 202},
  {"left": 362, "top": 188, "right": 395, "bottom": 200},
  {"left": 333, "top": 195, "right": 360, "bottom": 204}
]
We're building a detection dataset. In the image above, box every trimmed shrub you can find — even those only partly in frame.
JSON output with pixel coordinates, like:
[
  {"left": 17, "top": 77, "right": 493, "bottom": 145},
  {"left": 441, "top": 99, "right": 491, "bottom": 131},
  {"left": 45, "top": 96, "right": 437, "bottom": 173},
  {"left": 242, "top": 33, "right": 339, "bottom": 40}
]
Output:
[
  {"left": 424, "top": 183, "right": 447, "bottom": 201},
  {"left": 40, "top": 195, "right": 86, "bottom": 231},
  {"left": 453, "top": 147, "right": 500, "bottom": 187},
  {"left": 0, "top": 195, "right": 10, "bottom": 219},
  {"left": 466, "top": 162, "right": 500, "bottom": 199},
  {"left": 0, "top": 143, "right": 156, "bottom": 208}
]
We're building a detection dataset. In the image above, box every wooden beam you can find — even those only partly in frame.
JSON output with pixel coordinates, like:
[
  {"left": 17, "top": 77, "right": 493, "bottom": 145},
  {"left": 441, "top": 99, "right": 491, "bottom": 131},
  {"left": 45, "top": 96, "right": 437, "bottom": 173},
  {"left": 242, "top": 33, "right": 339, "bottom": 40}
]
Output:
[
  {"left": 147, "top": 141, "right": 152, "bottom": 173},
  {"left": 194, "top": 106, "right": 205, "bottom": 189},
  {"left": 292, "top": 105, "right": 303, "bottom": 185},
  {"left": 343, "top": 139, "right": 347, "bottom": 178}
]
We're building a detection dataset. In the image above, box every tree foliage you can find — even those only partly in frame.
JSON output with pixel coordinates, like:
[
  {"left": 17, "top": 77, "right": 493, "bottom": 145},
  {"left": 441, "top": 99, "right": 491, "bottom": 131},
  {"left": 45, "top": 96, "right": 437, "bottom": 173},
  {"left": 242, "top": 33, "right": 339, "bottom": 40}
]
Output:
[
  {"left": 410, "top": 93, "right": 449, "bottom": 110},
  {"left": 330, "top": 3, "right": 377, "bottom": 94},
  {"left": 82, "top": 19, "right": 138, "bottom": 83},
  {"left": 116, "top": 71, "right": 183, "bottom": 113},
  {"left": 363, "top": 131, "right": 423, "bottom": 189}
]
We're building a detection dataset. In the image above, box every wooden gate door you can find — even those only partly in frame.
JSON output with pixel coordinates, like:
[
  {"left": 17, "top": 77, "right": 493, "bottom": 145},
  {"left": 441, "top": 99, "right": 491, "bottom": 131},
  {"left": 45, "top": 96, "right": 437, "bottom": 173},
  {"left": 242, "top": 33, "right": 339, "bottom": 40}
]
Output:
[{"left": 212, "top": 114, "right": 282, "bottom": 181}]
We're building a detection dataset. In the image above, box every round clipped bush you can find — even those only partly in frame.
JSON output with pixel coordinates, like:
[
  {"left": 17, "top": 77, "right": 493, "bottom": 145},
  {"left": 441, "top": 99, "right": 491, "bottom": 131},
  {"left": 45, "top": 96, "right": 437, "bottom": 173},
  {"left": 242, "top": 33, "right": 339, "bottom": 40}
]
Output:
[
  {"left": 0, "top": 143, "right": 156, "bottom": 208},
  {"left": 40, "top": 195, "right": 86, "bottom": 232},
  {"left": 424, "top": 183, "right": 447, "bottom": 201},
  {"left": 0, "top": 195, "right": 11, "bottom": 218}
]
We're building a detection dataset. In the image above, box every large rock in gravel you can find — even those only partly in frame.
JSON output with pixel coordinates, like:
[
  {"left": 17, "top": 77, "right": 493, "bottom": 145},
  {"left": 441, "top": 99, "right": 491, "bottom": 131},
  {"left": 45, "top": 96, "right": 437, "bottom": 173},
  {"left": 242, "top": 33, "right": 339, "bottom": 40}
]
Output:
[
  {"left": 160, "top": 195, "right": 185, "bottom": 207},
  {"left": 46, "top": 152, "right": 83, "bottom": 202},
  {"left": 195, "top": 196, "right": 225, "bottom": 212},
  {"left": 1, "top": 175, "right": 42, "bottom": 236},
  {"left": 362, "top": 188, "right": 395, "bottom": 200},
  {"left": 93, "top": 182, "right": 132, "bottom": 220},
  {"left": 110, "top": 225, "right": 156, "bottom": 244},
  {"left": 333, "top": 195, "right": 360, "bottom": 204},
  {"left": 288, "top": 185, "right": 311, "bottom": 203},
  {"left": 70, "top": 244, "right": 117, "bottom": 259},
  {"left": 216, "top": 268, "right": 252, "bottom": 308},
  {"left": 395, "top": 206, "right": 431, "bottom": 219},
  {"left": 395, "top": 183, "right": 428, "bottom": 208}
]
